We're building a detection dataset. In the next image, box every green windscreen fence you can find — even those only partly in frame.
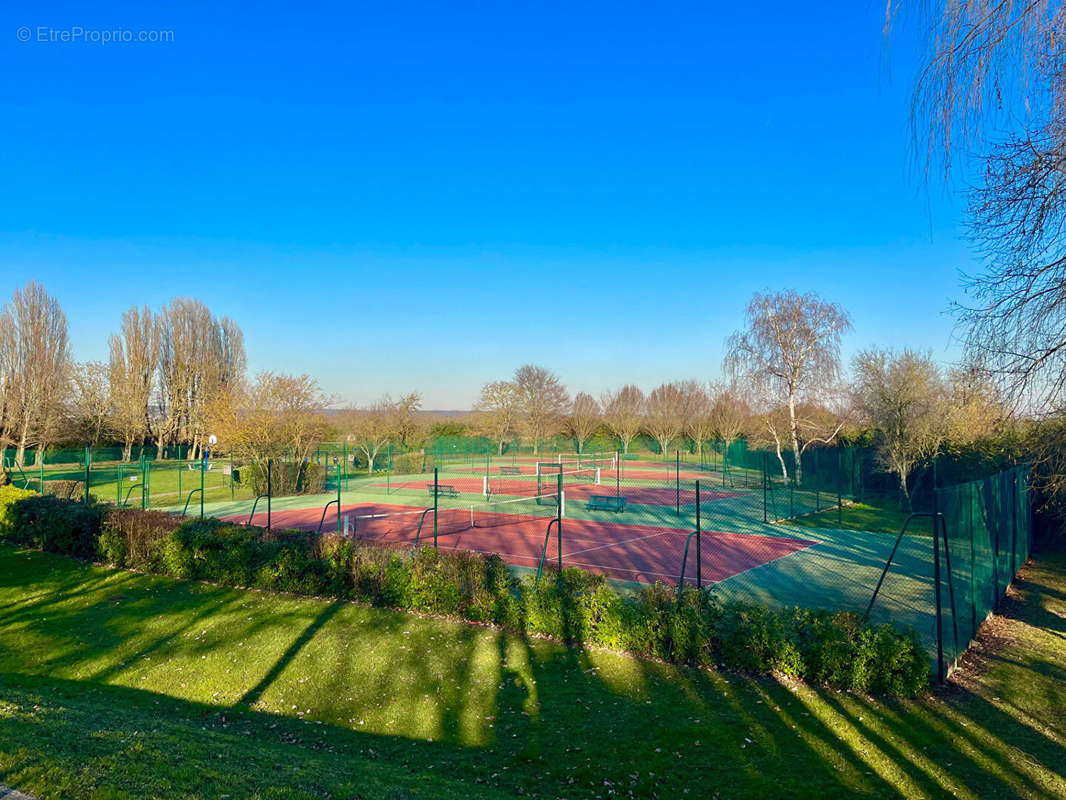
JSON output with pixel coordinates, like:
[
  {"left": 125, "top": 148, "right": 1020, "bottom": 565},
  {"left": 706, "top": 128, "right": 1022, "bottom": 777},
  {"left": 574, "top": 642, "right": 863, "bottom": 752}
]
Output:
[
  {"left": 934, "top": 464, "right": 1032, "bottom": 677},
  {"left": 1, "top": 435, "right": 1037, "bottom": 680}
]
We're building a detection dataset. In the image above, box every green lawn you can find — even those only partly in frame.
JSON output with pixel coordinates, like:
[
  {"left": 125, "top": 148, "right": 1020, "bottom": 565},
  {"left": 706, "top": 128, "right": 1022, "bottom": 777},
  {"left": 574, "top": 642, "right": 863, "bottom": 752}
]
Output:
[
  {"left": 0, "top": 544, "right": 1064, "bottom": 799},
  {"left": 784, "top": 494, "right": 935, "bottom": 536}
]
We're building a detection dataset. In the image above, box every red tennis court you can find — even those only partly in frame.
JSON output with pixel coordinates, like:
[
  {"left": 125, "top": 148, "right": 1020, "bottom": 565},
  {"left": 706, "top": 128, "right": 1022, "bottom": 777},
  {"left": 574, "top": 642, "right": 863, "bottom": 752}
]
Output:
[
  {"left": 223, "top": 501, "right": 817, "bottom": 585},
  {"left": 563, "top": 485, "right": 743, "bottom": 506},
  {"left": 371, "top": 478, "right": 743, "bottom": 507}
]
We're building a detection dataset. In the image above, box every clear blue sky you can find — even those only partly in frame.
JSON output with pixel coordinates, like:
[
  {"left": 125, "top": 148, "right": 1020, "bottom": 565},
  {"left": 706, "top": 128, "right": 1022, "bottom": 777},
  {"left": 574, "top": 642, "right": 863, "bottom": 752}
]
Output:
[{"left": 1, "top": 1, "right": 971, "bottom": 408}]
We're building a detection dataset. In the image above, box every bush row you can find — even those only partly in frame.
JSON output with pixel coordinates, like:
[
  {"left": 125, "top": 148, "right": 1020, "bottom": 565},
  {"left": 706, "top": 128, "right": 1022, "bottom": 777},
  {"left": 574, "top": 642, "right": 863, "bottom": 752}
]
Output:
[{"left": 0, "top": 493, "right": 929, "bottom": 695}]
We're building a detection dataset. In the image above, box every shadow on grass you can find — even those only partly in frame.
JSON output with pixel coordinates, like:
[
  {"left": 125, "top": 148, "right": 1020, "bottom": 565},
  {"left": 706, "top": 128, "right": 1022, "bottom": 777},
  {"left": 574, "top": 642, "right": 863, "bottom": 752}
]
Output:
[{"left": 2, "top": 545, "right": 1066, "bottom": 798}]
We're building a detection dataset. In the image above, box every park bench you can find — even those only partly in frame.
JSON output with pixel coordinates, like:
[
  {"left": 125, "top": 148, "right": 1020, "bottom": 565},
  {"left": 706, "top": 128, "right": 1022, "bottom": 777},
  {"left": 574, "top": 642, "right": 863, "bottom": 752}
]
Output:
[
  {"left": 499, "top": 466, "right": 522, "bottom": 475},
  {"left": 427, "top": 483, "right": 461, "bottom": 498},
  {"left": 586, "top": 495, "right": 626, "bottom": 513}
]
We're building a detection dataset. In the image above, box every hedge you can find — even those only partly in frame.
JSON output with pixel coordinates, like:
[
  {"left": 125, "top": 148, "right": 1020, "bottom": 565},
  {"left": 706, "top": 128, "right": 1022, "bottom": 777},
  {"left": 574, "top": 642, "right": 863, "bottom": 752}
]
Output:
[{"left": 0, "top": 495, "right": 929, "bottom": 695}]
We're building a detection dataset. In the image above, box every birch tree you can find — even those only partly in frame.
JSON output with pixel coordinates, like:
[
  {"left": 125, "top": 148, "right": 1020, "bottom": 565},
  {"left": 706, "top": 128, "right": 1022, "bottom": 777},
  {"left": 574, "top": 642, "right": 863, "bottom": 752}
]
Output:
[
  {"left": 601, "top": 385, "right": 645, "bottom": 454},
  {"left": 725, "top": 290, "right": 850, "bottom": 482}
]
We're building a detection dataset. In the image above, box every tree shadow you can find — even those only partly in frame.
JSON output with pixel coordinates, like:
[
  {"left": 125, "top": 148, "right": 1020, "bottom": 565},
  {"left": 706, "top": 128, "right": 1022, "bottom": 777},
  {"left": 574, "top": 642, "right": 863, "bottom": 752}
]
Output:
[{"left": 238, "top": 600, "right": 345, "bottom": 707}]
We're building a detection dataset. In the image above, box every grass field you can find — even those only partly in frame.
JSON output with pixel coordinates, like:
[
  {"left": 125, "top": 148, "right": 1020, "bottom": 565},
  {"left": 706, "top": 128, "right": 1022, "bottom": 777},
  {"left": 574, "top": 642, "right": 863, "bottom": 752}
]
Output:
[
  {"left": 0, "top": 543, "right": 1064, "bottom": 799},
  {"left": 785, "top": 494, "right": 935, "bottom": 536}
]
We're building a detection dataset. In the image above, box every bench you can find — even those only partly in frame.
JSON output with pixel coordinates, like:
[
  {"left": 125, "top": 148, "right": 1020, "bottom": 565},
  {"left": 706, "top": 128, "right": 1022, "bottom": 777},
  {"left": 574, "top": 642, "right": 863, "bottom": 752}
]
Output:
[
  {"left": 586, "top": 495, "right": 626, "bottom": 513},
  {"left": 427, "top": 483, "right": 461, "bottom": 498},
  {"left": 499, "top": 466, "right": 522, "bottom": 475}
]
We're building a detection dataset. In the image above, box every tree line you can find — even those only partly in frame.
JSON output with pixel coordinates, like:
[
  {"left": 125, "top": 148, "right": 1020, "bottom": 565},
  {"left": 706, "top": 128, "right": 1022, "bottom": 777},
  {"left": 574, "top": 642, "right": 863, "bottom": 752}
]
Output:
[{"left": 0, "top": 281, "right": 1028, "bottom": 512}]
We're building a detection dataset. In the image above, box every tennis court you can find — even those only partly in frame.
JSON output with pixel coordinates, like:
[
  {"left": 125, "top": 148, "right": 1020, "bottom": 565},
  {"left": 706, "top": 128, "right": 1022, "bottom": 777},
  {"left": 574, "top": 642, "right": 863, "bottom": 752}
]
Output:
[{"left": 220, "top": 498, "right": 818, "bottom": 585}]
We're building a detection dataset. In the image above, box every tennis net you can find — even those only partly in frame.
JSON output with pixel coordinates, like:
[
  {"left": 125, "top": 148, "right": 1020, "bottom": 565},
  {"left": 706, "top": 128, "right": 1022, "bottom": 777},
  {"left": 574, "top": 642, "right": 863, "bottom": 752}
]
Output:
[
  {"left": 436, "top": 493, "right": 559, "bottom": 536},
  {"left": 350, "top": 507, "right": 432, "bottom": 541},
  {"left": 555, "top": 453, "right": 617, "bottom": 470}
]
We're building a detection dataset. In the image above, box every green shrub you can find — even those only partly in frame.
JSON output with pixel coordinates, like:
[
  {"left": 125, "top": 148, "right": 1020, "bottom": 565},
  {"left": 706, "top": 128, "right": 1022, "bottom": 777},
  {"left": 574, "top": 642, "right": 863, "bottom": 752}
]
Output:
[
  {"left": 1, "top": 500, "right": 930, "bottom": 696},
  {"left": 100, "top": 509, "right": 183, "bottom": 569},
  {"left": 0, "top": 485, "right": 37, "bottom": 536},
  {"left": 2, "top": 494, "right": 103, "bottom": 559}
]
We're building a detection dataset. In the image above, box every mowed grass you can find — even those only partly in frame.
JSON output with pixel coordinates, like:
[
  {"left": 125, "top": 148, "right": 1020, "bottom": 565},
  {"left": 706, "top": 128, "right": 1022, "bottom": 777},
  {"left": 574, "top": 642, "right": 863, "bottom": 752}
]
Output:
[
  {"left": 1, "top": 546, "right": 1065, "bottom": 799},
  {"left": 785, "top": 493, "right": 935, "bottom": 536}
]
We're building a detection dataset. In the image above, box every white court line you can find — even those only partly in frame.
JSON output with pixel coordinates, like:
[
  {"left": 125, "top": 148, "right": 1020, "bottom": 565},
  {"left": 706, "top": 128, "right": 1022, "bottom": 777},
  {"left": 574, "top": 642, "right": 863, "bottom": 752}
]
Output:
[{"left": 562, "top": 529, "right": 673, "bottom": 558}]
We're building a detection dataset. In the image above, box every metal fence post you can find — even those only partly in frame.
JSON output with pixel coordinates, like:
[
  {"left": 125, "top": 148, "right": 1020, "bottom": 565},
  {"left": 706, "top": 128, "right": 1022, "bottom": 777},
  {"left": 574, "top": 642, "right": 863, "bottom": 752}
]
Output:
[
  {"left": 433, "top": 467, "right": 439, "bottom": 547},
  {"left": 696, "top": 480, "right": 702, "bottom": 589},
  {"left": 675, "top": 450, "right": 680, "bottom": 516},
  {"left": 557, "top": 471, "right": 564, "bottom": 571},
  {"left": 762, "top": 452, "right": 768, "bottom": 524}
]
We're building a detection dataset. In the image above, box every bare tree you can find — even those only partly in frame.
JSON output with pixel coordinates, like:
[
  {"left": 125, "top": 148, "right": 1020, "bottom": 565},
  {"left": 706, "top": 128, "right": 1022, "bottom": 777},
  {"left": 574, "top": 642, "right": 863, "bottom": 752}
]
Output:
[
  {"left": 853, "top": 348, "right": 948, "bottom": 510},
  {"left": 725, "top": 290, "right": 851, "bottom": 482},
  {"left": 601, "top": 385, "right": 646, "bottom": 455},
  {"left": 474, "top": 380, "right": 519, "bottom": 455},
  {"left": 0, "top": 305, "right": 13, "bottom": 466},
  {"left": 750, "top": 402, "right": 847, "bottom": 483},
  {"left": 210, "top": 372, "right": 327, "bottom": 494},
  {"left": 644, "top": 382, "right": 687, "bottom": 457},
  {"left": 894, "top": 3, "right": 1066, "bottom": 514},
  {"left": 337, "top": 402, "right": 393, "bottom": 474},
  {"left": 70, "top": 361, "right": 112, "bottom": 447},
  {"left": 156, "top": 299, "right": 245, "bottom": 458},
  {"left": 678, "top": 380, "right": 713, "bottom": 456},
  {"left": 568, "top": 392, "right": 601, "bottom": 454},
  {"left": 944, "top": 366, "right": 1011, "bottom": 452},
  {"left": 388, "top": 392, "right": 428, "bottom": 451},
  {"left": 889, "top": 1, "right": 1065, "bottom": 179},
  {"left": 708, "top": 381, "right": 750, "bottom": 458},
  {"left": 2, "top": 282, "right": 72, "bottom": 467},
  {"left": 893, "top": 2, "right": 1066, "bottom": 411},
  {"left": 512, "top": 365, "right": 569, "bottom": 455},
  {"left": 109, "top": 306, "right": 159, "bottom": 461}
]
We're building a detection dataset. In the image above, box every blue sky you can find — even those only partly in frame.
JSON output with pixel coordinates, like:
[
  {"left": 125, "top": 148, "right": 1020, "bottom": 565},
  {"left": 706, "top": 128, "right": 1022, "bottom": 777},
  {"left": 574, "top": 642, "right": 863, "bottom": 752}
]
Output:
[{"left": 1, "top": 1, "right": 971, "bottom": 408}]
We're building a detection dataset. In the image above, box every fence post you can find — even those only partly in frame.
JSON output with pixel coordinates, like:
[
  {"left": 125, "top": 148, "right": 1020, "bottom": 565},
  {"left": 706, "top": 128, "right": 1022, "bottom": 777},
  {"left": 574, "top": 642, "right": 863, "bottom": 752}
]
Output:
[
  {"left": 84, "top": 446, "right": 91, "bottom": 504},
  {"left": 762, "top": 452, "right": 768, "bottom": 524},
  {"left": 433, "top": 467, "right": 439, "bottom": 547},
  {"left": 267, "top": 458, "right": 272, "bottom": 529},
  {"left": 933, "top": 457, "right": 944, "bottom": 683},
  {"left": 200, "top": 449, "right": 206, "bottom": 520},
  {"left": 675, "top": 450, "right": 680, "bottom": 516},
  {"left": 696, "top": 480, "right": 702, "bottom": 589},
  {"left": 837, "top": 449, "right": 843, "bottom": 525},
  {"left": 557, "top": 471, "right": 564, "bottom": 571},
  {"left": 336, "top": 460, "right": 342, "bottom": 536},
  {"left": 1011, "top": 471, "right": 1019, "bottom": 579}
]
